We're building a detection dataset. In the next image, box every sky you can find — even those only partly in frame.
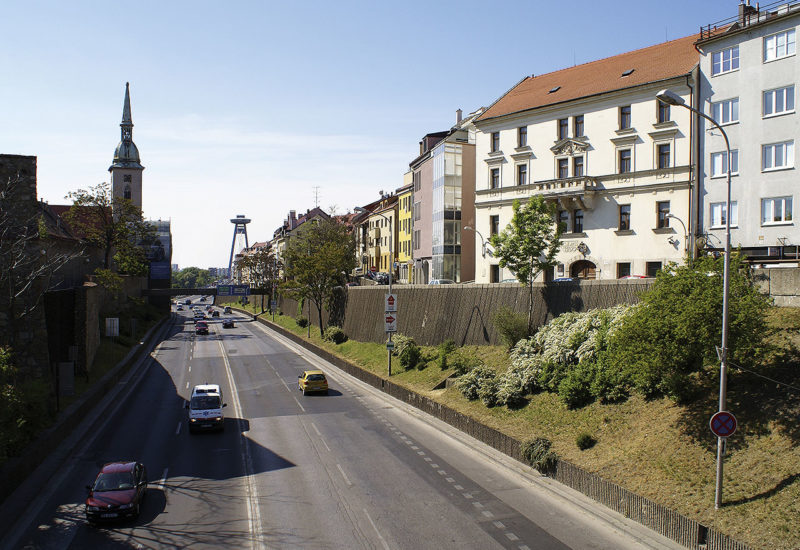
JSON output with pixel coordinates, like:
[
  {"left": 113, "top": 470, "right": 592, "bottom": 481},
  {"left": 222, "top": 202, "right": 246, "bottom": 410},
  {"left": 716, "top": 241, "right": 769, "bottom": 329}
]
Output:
[{"left": 1, "top": 0, "right": 736, "bottom": 270}]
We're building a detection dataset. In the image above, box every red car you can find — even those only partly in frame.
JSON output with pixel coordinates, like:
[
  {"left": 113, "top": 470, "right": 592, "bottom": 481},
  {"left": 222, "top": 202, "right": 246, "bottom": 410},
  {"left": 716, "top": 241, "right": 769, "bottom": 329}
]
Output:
[
  {"left": 195, "top": 321, "right": 209, "bottom": 335},
  {"left": 85, "top": 461, "right": 147, "bottom": 523}
]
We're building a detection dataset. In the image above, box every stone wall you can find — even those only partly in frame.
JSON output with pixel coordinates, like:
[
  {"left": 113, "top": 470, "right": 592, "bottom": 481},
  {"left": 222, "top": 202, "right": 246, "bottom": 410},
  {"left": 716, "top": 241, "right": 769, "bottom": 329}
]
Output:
[{"left": 753, "top": 267, "right": 800, "bottom": 307}]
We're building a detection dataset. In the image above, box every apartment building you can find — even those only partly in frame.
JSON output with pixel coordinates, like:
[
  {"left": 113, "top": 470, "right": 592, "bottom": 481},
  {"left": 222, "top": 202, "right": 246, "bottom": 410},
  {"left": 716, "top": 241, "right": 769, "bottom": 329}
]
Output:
[
  {"left": 696, "top": 1, "right": 800, "bottom": 265},
  {"left": 473, "top": 35, "right": 699, "bottom": 282},
  {"left": 396, "top": 177, "right": 414, "bottom": 283}
]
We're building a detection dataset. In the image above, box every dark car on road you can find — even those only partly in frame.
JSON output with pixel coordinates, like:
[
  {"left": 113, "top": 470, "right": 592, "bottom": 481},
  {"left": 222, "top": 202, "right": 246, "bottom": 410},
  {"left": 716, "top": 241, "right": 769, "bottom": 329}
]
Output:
[
  {"left": 85, "top": 461, "right": 147, "bottom": 523},
  {"left": 222, "top": 319, "right": 235, "bottom": 329},
  {"left": 195, "top": 321, "right": 209, "bottom": 335}
]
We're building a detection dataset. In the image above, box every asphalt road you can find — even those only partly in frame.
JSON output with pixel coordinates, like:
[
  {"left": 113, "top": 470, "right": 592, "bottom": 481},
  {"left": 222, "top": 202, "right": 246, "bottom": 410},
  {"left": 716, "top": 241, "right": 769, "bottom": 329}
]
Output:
[{"left": 7, "top": 299, "right": 686, "bottom": 550}]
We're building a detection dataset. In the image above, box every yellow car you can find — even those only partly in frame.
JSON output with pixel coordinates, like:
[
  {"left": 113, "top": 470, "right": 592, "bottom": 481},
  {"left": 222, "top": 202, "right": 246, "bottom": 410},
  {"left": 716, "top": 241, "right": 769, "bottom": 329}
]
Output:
[{"left": 298, "top": 370, "right": 328, "bottom": 395}]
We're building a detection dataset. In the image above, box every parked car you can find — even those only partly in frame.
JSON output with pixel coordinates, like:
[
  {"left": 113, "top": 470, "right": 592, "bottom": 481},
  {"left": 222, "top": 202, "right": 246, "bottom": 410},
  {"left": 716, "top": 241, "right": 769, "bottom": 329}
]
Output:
[
  {"left": 552, "top": 277, "right": 577, "bottom": 282},
  {"left": 298, "top": 370, "right": 328, "bottom": 395},
  {"left": 85, "top": 461, "right": 147, "bottom": 523},
  {"left": 222, "top": 319, "right": 235, "bottom": 329},
  {"left": 428, "top": 279, "right": 455, "bottom": 285},
  {"left": 195, "top": 321, "right": 209, "bottom": 335}
]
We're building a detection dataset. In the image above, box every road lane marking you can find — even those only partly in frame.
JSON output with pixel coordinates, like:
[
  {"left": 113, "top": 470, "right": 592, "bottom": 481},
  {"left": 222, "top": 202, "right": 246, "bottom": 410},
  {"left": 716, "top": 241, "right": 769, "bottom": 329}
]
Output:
[
  {"left": 463, "top": 493, "right": 473, "bottom": 499},
  {"left": 185, "top": 381, "right": 189, "bottom": 389},
  {"left": 188, "top": 366, "right": 191, "bottom": 372},
  {"left": 363, "top": 509, "right": 391, "bottom": 550},
  {"left": 505, "top": 532, "right": 519, "bottom": 541},
  {"left": 310, "top": 422, "right": 331, "bottom": 451},
  {"left": 445, "top": 477, "right": 455, "bottom": 483},
  {"left": 175, "top": 422, "right": 181, "bottom": 435},
  {"left": 493, "top": 521, "right": 505, "bottom": 529},
  {"left": 293, "top": 397, "right": 306, "bottom": 412},
  {"left": 473, "top": 502, "right": 484, "bottom": 509},
  {"left": 483, "top": 510, "right": 495, "bottom": 518},
  {"left": 454, "top": 485, "right": 464, "bottom": 490},
  {"left": 336, "top": 464, "right": 352, "bottom": 486},
  {"left": 283, "top": 380, "right": 292, "bottom": 392}
]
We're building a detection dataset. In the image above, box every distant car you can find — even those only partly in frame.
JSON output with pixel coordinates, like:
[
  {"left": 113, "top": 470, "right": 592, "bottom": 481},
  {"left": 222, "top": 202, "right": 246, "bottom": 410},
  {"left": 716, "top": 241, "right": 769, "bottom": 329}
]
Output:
[
  {"left": 211, "top": 310, "right": 220, "bottom": 317},
  {"left": 298, "top": 370, "right": 328, "bottom": 395},
  {"left": 195, "top": 321, "right": 209, "bottom": 335},
  {"left": 184, "top": 299, "right": 191, "bottom": 305},
  {"left": 552, "top": 277, "right": 577, "bottom": 282},
  {"left": 621, "top": 275, "right": 649, "bottom": 279},
  {"left": 176, "top": 305, "right": 184, "bottom": 311},
  {"left": 222, "top": 319, "right": 235, "bottom": 329},
  {"left": 200, "top": 296, "right": 207, "bottom": 302},
  {"left": 499, "top": 278, "right": 518, "bottom": 284},
  {"left": 223, "top": 306, "right": 232, "bottom": 314},
  {"left": 428, "top": 279, "right": 455, "bottom": 285},
  {"left": 193, "top": 312, "right": 205, "bottom": 323},
  {"left": 85, "top": 461, "right": 147, "bottom": 523}
]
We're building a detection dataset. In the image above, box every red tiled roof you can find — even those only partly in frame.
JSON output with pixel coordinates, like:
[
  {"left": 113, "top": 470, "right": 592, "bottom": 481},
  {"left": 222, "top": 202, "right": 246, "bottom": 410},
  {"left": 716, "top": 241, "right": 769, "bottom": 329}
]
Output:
[{"left": 476, "top": 34, "right": 700, "bottom": 122}]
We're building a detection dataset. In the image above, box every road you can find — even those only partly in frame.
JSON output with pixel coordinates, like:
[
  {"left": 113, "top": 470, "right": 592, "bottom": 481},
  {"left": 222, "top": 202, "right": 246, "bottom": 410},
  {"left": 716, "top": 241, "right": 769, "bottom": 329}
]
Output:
[{"left": 7, "top": 299, "right": 685, "bottom": 549}]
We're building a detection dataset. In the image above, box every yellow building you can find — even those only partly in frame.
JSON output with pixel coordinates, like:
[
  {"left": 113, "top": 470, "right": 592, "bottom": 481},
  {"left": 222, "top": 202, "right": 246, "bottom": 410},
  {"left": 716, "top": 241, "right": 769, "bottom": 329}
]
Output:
[{"left": 396, "top": 175, "right": 413, "bottom": 283}]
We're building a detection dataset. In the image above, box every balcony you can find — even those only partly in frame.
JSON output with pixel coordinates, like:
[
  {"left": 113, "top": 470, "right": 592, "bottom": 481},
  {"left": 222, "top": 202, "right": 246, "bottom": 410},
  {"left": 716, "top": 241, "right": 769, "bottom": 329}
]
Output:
[
  {"left": 477, "top": 176, "right": 599, "bottom": 210},
  {"left": 369, "top": 226, "right": 381, "bottom": 240}
]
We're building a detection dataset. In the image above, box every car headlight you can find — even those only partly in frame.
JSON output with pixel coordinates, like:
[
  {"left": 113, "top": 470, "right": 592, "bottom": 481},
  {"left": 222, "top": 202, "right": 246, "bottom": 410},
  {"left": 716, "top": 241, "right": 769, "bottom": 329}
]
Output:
[
  {"left": 87, "top": 506, "right": 100, "bottom": 511},
  {"left": 190, "top": 418, "right": 197, "bottom": 422}
]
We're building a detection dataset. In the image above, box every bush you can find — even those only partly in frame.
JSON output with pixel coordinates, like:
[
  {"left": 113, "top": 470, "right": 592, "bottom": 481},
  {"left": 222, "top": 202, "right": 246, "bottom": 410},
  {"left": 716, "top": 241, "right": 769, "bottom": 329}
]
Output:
[
  {"left": 456, "top": 365, "right": 497, "bottom": 400},
  {"left": 398, "top": 341, "right": 422, "bottom": 370},
  {"left": 477, "top": 376, "right": 500, "bottom": 407},
  {"left": 392, "top": 334, "right": 415, "bottom": 357},
  {"left": 521, "top": 437, "right": 559, "bottom": 473},
  {"left": 557, "top": 362, "right": 594, "bottom": 409},
  {"left": 437, "top": 339, "right": 456, "bottom": 370},
  {"left": 495, "top": 369, "right": 527, "bottom": 407},
  {"left": 296, "top": 316, "right": 309, "bottom": 328},
  {"left": 492, "top": 306, "right": 529, "bottom": 349},
  {"left": 576, "top": 433, "right": 597, "bottom": 450},
  {"left": 449, "top": 349, "right": 482, "bottom": 375},
  {"left": 323, "top": 326, "right": 347, "bottom": 344}
]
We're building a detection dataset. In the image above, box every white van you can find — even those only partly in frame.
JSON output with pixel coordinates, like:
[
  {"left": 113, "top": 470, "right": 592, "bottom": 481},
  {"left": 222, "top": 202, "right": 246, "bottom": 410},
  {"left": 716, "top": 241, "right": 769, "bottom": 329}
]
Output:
[{"left": 187, "top": 384, "right": 227, "bottom": 433}]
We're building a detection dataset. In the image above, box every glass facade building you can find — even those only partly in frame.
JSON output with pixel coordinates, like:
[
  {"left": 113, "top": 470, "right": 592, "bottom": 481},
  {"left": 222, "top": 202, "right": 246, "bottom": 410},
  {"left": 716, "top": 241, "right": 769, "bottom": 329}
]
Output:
[{"left": 431, "top": 142, "right": 463, "bottom": 281}]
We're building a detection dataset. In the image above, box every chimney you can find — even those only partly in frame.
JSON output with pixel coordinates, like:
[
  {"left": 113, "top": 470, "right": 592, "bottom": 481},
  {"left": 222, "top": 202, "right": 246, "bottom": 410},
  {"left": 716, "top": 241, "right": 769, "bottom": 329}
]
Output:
[
  {"left": 289, "top": 210, "right": 297, "bottom": 229},
  {"left": 739, "top": 0, "right": 757, "bottom": 25},
  {"left": 456, "top": 109, "right": 463, "bottom": 124}
]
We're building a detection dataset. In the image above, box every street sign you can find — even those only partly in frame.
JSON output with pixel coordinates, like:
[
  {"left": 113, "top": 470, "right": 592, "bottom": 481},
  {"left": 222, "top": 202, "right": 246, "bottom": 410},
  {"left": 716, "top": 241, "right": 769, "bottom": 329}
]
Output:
[
  {"left": 217, "top": 284, "right": 250, "bottom": 296},
  {"left": 385, "top": 293, "right": 397, "bottom": 312},
  {"left": 271, "top": 300, "right": 277, "bottom": 308},
  {"left": 384, "top": 313, "right": 397, "bottom": 333},
  {"left": 386, "top": 340, "right": 395, "bottom": 350},
  {"left": 710, "top": 411, "right": 737, "bottom": 438}
]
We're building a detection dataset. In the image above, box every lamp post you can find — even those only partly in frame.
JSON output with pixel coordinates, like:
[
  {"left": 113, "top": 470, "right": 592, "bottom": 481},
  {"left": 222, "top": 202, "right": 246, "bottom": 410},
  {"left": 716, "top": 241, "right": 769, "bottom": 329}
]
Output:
[
  {"left": 657, "top": 89, "right": 732, "bottom": 510},
  {"left": 355, "top": 206, "right": 394, "bottom": 376},
  {"left": 464, "top": 226, "right": 493, "bottom": 258},
  {"left": 665, "top": 213, "right": 688, "bottom": 256}
]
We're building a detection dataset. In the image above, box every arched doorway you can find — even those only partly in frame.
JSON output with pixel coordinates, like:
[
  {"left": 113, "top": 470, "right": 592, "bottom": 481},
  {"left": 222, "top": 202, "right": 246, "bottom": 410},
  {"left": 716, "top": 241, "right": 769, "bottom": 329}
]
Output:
[{"left": 570, "top": 260, "right": 597, "bottom": 279}]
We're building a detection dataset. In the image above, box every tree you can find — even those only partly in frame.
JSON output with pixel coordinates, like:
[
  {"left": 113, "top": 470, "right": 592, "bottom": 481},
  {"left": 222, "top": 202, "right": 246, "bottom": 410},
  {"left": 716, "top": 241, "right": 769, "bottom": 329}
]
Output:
[
  {"left": 604, "top": 253, "right": 771, "bottom": 401},
  {"left": 489, "top": 196, "right": 563, "bottom": 334},
  {"left": 282, "top": 219, "right": 356, "bottom": 336},
  {"left": 235, "top": 248, "right": 280, "bottom": 312},
  {"left": 63, "top": 182, "right": 154, "bottom": 275},
  {"left": 172, "top": 267, "right": 214, "bottom": 289},
  {"left": 0, "top": 174, "right": 84, "bottom": 350}
]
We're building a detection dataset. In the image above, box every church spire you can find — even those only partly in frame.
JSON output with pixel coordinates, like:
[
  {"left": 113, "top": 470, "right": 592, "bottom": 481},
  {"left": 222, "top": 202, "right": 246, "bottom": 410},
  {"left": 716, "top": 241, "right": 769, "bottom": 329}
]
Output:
[
  {"left": 110, "top": 82, "right": 143, "bottom": 170},
  {"left": 121, "top": 82, "right": 133, "bottom": 143}
]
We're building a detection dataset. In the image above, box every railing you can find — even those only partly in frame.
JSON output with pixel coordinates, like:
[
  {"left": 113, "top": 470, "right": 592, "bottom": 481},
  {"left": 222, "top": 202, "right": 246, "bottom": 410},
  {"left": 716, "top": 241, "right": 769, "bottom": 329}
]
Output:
[{"left": 700, "top": 0, "right": 800, "bottom": 40}]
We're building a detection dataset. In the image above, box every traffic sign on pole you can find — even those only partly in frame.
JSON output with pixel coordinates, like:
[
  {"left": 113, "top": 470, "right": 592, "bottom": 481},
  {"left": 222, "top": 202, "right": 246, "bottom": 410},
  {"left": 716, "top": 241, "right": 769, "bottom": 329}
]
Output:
[
  {"left": 385, "top": 293, "right": 397, "bottom": 312},
  {"left": 710, "top": 411, "right": 737, "bottom": 438},
  {"left": 384, "top": 313, "right": 397, "bottom": 333}
]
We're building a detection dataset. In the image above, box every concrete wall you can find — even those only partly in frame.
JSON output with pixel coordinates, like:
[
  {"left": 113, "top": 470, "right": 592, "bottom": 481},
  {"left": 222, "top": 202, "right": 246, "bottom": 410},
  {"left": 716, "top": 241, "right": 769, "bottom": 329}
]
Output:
[{"left": 753, "top": 267, "right": 800, "bottom": 306}]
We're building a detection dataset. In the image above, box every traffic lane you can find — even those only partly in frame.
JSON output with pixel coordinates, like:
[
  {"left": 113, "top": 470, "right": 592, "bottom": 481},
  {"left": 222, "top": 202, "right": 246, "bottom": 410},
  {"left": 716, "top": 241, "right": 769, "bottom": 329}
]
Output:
[
  {"left": 229, "top": 325, "right": 519, "bottom": 549},
  {"left": 247, "top": 322, "right": 682, "bottom": 550}
]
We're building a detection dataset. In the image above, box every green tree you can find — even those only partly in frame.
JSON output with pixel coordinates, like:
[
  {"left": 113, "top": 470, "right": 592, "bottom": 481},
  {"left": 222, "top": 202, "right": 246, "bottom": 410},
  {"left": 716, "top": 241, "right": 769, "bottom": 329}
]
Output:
[
  {"left": 282, "top": 219, "right": 356, "bottom": 336},
  {"left": 235, "top": 248, "right": 280, "bottom": 312},
  {"left": 172, "top": 267, "right": 214, "bottom": 289},
  {"left": 63, "top": 182, "right": 154, "bottom": 275},
  {"left": 604, "top": 253, "right": 771, "bottom": 401},
  {"left": 489, "top": 196, "right": 563, "bottom": 333}
]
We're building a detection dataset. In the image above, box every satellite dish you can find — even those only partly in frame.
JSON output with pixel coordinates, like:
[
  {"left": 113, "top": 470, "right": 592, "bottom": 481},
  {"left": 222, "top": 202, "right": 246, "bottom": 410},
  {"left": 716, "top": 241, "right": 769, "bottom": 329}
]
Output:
[{"left": 696, "top": 236, "right": 708, "bottom": 250}]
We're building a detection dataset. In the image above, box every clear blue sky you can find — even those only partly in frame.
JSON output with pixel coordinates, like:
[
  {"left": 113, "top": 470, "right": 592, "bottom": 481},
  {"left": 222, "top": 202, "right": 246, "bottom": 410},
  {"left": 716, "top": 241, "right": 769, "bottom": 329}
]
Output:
[{"left": 1, "top": 1, "right": 735, "bottom": 269}]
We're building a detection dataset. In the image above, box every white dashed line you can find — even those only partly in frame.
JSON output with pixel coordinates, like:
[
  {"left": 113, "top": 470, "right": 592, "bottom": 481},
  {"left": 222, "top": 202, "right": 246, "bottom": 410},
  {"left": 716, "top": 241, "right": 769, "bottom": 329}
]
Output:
[
  {"left": 519, "top": 545, "right": 531, "bottom": 550},
  {"left": 188, "top": 366, "right": 191, "bottom": 372},
  {"left": 445, "top": 477, "right": 454, "bottom": 483},
  {"left": 493, "top": 521, "right": 505, "bottom": 529},
  {"left": 363, "top": 509, "right": 391, "bottom": 550},
  {"left": 410, "top": 445, "right": 419, "bottom": 450},
  {"left": 483, "top": 510, "right": 495, "bottom": 518},
  {"left": 437, "top": 470, "right": 446, "bottom": 475},
  {"left": 430, "top": 463, "right": 439, "bottom": 468},
  {"left": 463, "top": 493, "right": 473, "bottom": 499},
  {"left": 336, "top": 464, "right": 352, "bottom": 486},
  {"left": 293, "top": 397, "right": 306, "bottom": 412},
  {"left": 454, "top": 485, "right": 464, "bottom": 490},
  {"left": 185, "top": 381, "right": 189, "bottom": 389},
  {"left": 472, "top": 502, "right": 484, "bottom": 509},
  {"left": 424, "top": 457, "right": 432, "bottom": 462},
  {"left": 417, "top": 451, "right": 426, "bottom": 456},
  {"left": 505, "top": 533, "right": 519, "bottom": 541},
  {"left": 175, "top": 422, "right": 181, "bottom": 435}
]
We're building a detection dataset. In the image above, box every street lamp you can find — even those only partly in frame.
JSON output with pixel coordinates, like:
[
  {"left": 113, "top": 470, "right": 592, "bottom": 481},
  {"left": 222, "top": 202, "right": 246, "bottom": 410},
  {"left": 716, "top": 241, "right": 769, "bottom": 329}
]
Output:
[
  {"left": 464, "top": 226, "right": 494, "bottom": 258},
  {"left": 665, "top": 213, "right": 688, "bottom": 255},
  {"left": 657, "top": 88, "right": 732, "bottom": 510},
  {"left": 355, "top": 206, "right": 394, "bottom": 376}
]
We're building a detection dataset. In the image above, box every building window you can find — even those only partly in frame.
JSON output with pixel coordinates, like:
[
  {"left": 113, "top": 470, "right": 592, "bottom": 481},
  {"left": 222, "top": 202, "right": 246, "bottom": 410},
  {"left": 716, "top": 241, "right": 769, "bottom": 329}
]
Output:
[
  {"left": 573, "top": 115, "right": 584, "bottom": 137},
  {"left": 517, "top": 164, "right": 528, "bottom": 186},
  {"left": 711, "top": 98, "right": 739, "bottom": 124},
  {"left": 762, "top": 196, "right": 793, "bottom": 224},
  {"left": 657, "top": 143, "right": 671, "bottom": 169},
  {"left": 518, "top": 126, "right": 527, "bottom": 147},
  {"left": 619, "top": 105, "right": 631, "bottom": 129},
  {"left": 712, "top": 46, "right": 739, "bottom": 75},
  {"left": 491, "top": 131, "right": 500, "bottom": 152},
  {"left": 490, "top": 264, "right": 500, "bottom": 283},
  {"left": 619, "top": 204, "right": 630, "bottom": 230},
  {"left": 618, "top": 149, "right": 632, "bottom": 173},
  {"left": 573, "top": 156, "right": 584, "bottom": 177},
  {"left": 558, "top": 118, "right": 568, "bottom": 139},
  {"left": 557, "top": 158, "right": 569, "bottom": 178},
  {"left": 657, "top": 201, "right": 670, "bottom": 228},
  {"left": 557, "top": 210, "right": 569, "bottom": 232},
  {"left": 573, "top": 209, "right": 583, "bottom": 233},
  {"left": 123, "top": 174, "right": 132, "bottom": 182},
  {"left": 762, "top": 141, "right": 794, "bottom": 171},
  {"left": 123, "top": 184, "right": 131, "bottom": 200},
  {"left": 711, "top": 150, "right": 739, "bottom": 177},
  {"left": 490, "top": 168, "right": 500, "bottom": 189},
  {"left": 764, "top": 29, "right": 796, "bottom": 62},
  {"left": 490, "top": 215, "right": 499, "bottom": 236},
  {"left": 646, "top": 261, "right": 662, "bottom": 277},
  {"left": 617, "top": 262, "right": 631, "bottom": 278},
  {"left": 710, "top": 201, "right": 738, "bottom": 228},
  {"left": 414, "top": 201, "right": 421, "bottom": 221},
  {"left": 763, "top": 85, "right": 795, "bottom": 117},
  {"left": 657, "top": 100, "right": 671, "bottom": 123}
]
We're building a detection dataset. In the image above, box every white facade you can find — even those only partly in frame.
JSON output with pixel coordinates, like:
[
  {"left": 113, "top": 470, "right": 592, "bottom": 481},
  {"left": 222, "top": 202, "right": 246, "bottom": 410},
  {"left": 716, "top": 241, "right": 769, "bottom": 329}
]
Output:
[
  {"left": 474, "top": 80, "right": 696, "bottom": 282},
  {"left": 697, "top": 4, "right": 800, "bottom": 264}
]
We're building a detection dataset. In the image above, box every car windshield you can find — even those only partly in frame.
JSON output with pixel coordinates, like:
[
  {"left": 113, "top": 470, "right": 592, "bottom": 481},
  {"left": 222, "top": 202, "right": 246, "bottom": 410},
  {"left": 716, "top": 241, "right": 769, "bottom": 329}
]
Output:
[
  {"left": 191, "top": 395, "right": 221, "bottom": 410},
  {"left": 94, "top": 471, "right": 135, "bottom": 492},
  {"left": 307, "top": 374, "right": 326, "bottom": 381}
]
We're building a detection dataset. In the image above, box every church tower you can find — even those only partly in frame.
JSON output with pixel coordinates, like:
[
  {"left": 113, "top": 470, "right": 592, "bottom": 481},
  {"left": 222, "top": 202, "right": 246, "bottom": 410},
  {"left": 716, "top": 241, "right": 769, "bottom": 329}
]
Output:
[{"left": 110, "top": 82, "right": 144, "bottom": 210}]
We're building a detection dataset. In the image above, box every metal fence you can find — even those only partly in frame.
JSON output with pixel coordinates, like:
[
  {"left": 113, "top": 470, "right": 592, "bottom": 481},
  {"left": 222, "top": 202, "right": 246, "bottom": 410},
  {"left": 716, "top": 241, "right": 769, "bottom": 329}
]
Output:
[{"left": 259, "top": 315, "right": 754, "bottom": 550}]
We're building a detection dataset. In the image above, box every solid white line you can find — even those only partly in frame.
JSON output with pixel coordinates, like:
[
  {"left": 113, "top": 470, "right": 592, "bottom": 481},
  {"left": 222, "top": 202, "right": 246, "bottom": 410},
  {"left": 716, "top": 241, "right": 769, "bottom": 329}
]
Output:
[
  {"left": 282, "top": 380, "right": 292, "bottom": 392},
  {"left": 336, "top": 463, "right": 352, "bottom": 486},
  {"left": 175, "top": 422, "right": 181, "bottom": 435},
  {"left": 157, "top": 468, "right": 169, "bottom": 490},
  {"left": 293, "top": 396, "right": 306, "bottom": 412},
  {"left": 363, "top": 509, "right": 391, "bottom": 550},
  {"left": 311, "top": 423, "right": 322, "bottom": 436},
  {"left": 185, "top": 381, "right": 189, "bottom": 389},
  {"left": 188, "top": 366, "right": 191, "bottom": 372}
]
